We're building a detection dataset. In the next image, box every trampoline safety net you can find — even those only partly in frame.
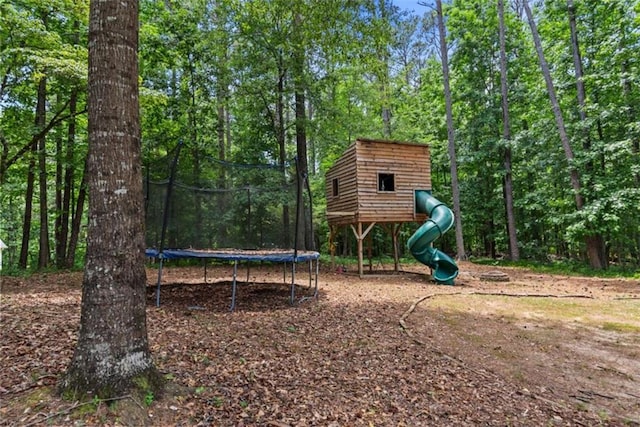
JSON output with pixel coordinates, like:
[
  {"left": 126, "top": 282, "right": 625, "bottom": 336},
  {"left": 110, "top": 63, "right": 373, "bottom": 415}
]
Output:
[{"left": 144, "top": 148, "right": 304, "bottom": 252}]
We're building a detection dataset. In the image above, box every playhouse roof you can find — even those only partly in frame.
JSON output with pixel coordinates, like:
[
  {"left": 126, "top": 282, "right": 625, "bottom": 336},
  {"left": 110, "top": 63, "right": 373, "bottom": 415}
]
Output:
[{"left": 348, "top": 137, "right": 429, "bottom": 150}]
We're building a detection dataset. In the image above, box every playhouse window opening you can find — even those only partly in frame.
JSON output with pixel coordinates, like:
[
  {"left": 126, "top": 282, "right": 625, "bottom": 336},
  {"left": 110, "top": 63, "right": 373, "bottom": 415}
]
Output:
[
  {"left": 332, "top": 178, "right": 339, "bottom": 197},
  {"left": 378, "top": 173, "right": 395, "bottom": 192}
]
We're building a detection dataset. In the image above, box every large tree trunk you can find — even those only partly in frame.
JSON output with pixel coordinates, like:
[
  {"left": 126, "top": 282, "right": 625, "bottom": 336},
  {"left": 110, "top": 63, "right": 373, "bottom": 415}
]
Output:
[
  {"left": 498, "top": 0, "right": 519, "bottom": 261},
  {"left": 59, "top": 0, "right": 161, "bottom": 399},
  {"left": 436, "top": 0, "right": 466, "bottom": 260}
]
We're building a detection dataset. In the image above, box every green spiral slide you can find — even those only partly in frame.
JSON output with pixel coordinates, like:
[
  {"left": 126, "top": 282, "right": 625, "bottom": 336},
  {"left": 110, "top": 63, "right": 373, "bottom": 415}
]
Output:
[{"left": 407, "top": 191, "right": 459, "bottom": 285}]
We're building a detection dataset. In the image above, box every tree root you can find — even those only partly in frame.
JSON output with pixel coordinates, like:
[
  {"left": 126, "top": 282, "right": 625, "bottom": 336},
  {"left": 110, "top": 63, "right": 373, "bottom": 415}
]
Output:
[{"left": 22, "top": 395, "right": 135, "bottom": 427}]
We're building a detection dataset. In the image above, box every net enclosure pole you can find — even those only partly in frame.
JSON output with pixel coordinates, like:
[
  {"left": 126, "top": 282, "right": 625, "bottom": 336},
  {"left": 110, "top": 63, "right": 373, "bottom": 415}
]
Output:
[
  {"left": 230, "top": 260, "right": 238, "bottom": 311},
  {"left": 155, "top": 141, "right": 183, "bottom": 306}
]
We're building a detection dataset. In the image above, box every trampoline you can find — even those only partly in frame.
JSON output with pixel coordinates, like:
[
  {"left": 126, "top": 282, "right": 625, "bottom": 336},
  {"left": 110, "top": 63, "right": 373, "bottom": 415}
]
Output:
[
  {"left": 145, "top": 142, "right": 320, "bottom": 311},
  {"left": 146, "top": 248, "right": 320, "bottom": 311}
]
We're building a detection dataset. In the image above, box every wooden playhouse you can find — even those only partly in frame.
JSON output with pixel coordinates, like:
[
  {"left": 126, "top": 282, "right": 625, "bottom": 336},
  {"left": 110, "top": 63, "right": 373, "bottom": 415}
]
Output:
[{"left": 325, "top": 138, "right": 432, "bottom": 276}]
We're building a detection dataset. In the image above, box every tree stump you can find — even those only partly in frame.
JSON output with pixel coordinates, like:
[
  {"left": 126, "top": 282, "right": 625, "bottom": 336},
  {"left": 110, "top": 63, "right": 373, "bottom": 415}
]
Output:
[{"left": 479, "top": 270, "right": 510, "bottom": 282}]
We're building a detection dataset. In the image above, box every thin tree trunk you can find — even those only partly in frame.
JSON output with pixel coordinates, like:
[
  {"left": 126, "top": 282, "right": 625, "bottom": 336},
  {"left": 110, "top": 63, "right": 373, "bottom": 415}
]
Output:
[
  {"left": 65, "top": 155, "right": 87, "bottom": 269},
  {"left": 524, "top": 1, "right": 582, "bottom": 209},
  {"left": 620, "top": 39, "right": 639, "bottom": 187},
  {"left": 36, "top": 77, "right": 51, "bottom": 269},
  {"left": 58, "top": 24, "right": 81, "bottom": 268},
  {"left": 293, "top": 12, "right": 310, "bottom": 251},
  {"left": 436, "top": 0, "right": 466, "bottom": 260},
  {"left": 276, "top": 67, "right": 291, "bottom": 248},
  {"left": 60, "top": 0, "right": 160, "bottom": 398},
  {"left": 59, "top": 88, "right": 78, "bottom": 268},
  {"left": 524, "top": 1, "right": 604, "bottom": 269},
  {"left": 379, "top": 0, "right": 392, "bottom": 139},
  {"left": 55, "top": 103, "right": 64, "bottom": 266},
  {"left": 567, "top": 0, "right": 606, "bottom": 268},
  {"left": 216, "top": 81, "right": 228, "bottom": 244},
  {"left": 19, "top": 144, "right": 37, "bottom": 269},
  {"left": 0, "top": 132, "right": 8, "bottom": 184},
  {"left": 498, "top": 0, "right": 519, "bottom": 261},
  {"left": 294, "top": 87, "right": 309, "bottom": 251},
  {"left": 187, "top": 55, "right": 203, "bottom": 247}
]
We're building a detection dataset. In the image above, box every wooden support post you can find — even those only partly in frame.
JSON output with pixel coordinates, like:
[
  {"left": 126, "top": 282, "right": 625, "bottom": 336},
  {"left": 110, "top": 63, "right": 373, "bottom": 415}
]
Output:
[
  {"left": 366, "top": 231, "right": 373, "bottom": 272},
  {"left": 354, "top": 223, "right": 363, "bottom": 277},
  {"left": 350, "top": 222, "right": 376, "bottom": 277},
  {"left": 393, "top": 222, "right": 403, "bottom": 272},
  {"left": 329, "top": 225, "right": 337, "bottom": 270}
]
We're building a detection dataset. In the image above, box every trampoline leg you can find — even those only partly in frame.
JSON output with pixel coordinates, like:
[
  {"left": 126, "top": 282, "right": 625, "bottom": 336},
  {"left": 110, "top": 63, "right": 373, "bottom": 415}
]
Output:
[
  {"left": 230, "top": 260, "right": 238, "bottom": 311},
  {"left": 290, "top": 262, "right": 296, "bottom": 305},
  {"left": 204, "top": 259, "right": 207, "bottom": 284},
  {"left": 156, "top": 257, "right": 164, "bottom": 307},
  {"left": 314, "top": 258, "right": 319, "bottom": 299}
]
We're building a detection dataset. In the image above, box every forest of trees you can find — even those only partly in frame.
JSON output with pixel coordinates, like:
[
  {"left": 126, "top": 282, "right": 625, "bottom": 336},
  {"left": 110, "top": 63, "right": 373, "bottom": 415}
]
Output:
[{"left": 1, "top": 0, "right": 639, "bottom": 272}]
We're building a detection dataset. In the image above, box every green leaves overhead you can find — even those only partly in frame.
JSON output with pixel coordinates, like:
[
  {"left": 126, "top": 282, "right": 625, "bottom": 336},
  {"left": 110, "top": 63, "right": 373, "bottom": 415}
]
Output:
[{"left": 1, "top": 0, "right": 638, "bottom": 268}]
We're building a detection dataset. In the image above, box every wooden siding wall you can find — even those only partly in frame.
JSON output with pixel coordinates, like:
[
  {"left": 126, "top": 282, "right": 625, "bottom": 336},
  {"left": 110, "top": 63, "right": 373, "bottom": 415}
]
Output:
[
  {"left": 325, "top": 144, "right": 359, "bottom": 225},
  {"left": 326, "top": 140, "right": 432, "bottom": 226},
  {"left": 356, "top": 140, "right": 431, "bottom": 222}
]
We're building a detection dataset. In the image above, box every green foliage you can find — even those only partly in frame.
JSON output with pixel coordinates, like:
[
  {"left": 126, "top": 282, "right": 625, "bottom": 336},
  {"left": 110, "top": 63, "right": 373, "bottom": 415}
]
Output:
[{"left": 2, "top": 0, "right": 638, "bottom": 269}]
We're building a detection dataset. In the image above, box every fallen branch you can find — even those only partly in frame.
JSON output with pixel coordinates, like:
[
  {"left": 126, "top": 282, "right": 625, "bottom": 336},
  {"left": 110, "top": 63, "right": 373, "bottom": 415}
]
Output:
[
  {"left": 399, "top": 292, "right": 463, "bottom": 345},
  {"left": 22, "top": 394, "right": 134, "bottom": 427},
  {"left": 399, "top": 291, "right": 594, "bottom": 339},
  {"left": 4, "top": 374, "right": 58, "bottom": 395},
  {"left": 577, "top": 389, "right": 615, "bottom": 400}
]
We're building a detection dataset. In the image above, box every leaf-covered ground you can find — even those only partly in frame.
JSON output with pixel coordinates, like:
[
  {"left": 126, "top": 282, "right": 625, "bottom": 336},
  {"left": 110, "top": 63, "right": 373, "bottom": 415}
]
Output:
[{"left": 1, "top": 261, "right": 639, "bottom": 426}]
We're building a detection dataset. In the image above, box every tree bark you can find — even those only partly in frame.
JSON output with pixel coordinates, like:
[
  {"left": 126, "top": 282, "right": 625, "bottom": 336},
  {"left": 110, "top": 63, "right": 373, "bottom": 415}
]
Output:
[
  {"left": 498, "top": 0, "right": 519, "bottom": 261},
  {"left": 436, "top": 0, "right": 466, "bottom": 260},
  {"left": 59, "top": 0, "right": 161, "bottom": 399}
]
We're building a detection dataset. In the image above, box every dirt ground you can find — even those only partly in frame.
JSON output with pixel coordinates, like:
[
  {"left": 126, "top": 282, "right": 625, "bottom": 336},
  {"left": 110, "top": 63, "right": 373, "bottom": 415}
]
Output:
[{"left": 0, "top": 260, "right": 639, "bottom": 426}]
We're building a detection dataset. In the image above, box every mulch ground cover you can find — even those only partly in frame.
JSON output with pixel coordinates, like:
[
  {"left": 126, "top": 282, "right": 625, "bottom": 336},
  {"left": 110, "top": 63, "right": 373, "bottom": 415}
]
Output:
[{"left": 1, "top": 262, "right": 638, "bottom": 426}]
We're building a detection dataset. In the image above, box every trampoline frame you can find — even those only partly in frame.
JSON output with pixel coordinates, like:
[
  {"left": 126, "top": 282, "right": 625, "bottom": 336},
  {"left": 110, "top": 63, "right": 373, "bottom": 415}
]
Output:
[{"left": 146, "top": 248, "right": 320, "bottom": 311}]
